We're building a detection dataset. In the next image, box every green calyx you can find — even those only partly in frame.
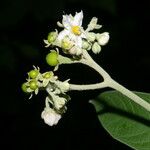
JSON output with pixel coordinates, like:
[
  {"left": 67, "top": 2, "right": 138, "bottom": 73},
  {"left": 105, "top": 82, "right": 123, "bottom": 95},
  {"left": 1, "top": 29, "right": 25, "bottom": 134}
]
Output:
[{"left": 43, "top": 72, "right": 54, "bottom": 79}]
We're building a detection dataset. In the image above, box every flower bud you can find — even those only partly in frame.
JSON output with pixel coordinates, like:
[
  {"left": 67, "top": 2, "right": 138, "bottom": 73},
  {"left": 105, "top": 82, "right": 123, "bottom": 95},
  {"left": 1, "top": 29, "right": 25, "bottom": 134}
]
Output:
[
  {"left": 82, "top": 40, "right": 90, "bottom": 49},
  {"left": 92, "top": 42, "right": 101, "bottom": 54},
  {"left": 54, "top": 97, "right": 66, "bottom": 110},
  {"left": 69, "top": 46, "right": 82, "bottom": 55},
  {"left": 86, "top": 32, "right": 96, "bottom": 42},
  {"left": 47, "top": 32, "right": 57, "bottom": 43},
  {"left": 96, "top": 32, "right": 109, "bottom": 46},
  {"left": 76, "top": 48, "right": 82, "bottom": 55},
  {"left": 41, "top": 108, "right": 61, "bottom": 126}
]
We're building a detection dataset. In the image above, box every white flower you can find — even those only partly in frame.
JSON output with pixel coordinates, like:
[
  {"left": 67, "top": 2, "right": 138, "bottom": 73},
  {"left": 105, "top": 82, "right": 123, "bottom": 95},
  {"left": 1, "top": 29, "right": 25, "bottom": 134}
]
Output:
[
  {"left": 57, "top": 11, "right": 86, "bottom": 48},
  {"left": 41, "top": 108, "right": 61, "bottom": 126}
]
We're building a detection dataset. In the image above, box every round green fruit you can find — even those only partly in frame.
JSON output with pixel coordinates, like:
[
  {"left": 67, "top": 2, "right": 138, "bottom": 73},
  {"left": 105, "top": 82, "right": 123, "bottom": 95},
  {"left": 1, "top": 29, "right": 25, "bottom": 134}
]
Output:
[
  {"left": 46, "top": 51, "right": 59, "bottom": 66},
  {"left": 29, "top": 80, "right": 38, "bottom": 90},
  {"left": 28, "top": 70, "right": 39, "bottom": 79},
  {"left": 21, "top": 83, "right": 28, "bottom": 93}
]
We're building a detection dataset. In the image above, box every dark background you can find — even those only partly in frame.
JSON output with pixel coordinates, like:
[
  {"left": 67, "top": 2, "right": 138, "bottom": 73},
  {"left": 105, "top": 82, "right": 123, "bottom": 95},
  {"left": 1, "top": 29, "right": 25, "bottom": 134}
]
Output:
[{"left": 0, "top": 0, "right": 150, "bottom": 149}]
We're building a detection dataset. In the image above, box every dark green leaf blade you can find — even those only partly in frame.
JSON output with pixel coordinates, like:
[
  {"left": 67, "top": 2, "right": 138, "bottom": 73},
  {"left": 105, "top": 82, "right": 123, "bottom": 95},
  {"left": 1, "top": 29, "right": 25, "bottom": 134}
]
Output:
[{"left": 91, "top": 91, "right": 150, "bottom": 150}]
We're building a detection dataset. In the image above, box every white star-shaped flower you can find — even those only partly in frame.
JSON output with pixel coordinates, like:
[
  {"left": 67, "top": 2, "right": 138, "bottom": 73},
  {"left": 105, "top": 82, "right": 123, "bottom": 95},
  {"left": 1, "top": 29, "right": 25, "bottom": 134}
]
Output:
[{"left": 57, "top": 11, "right": 86, "bottom": 48}]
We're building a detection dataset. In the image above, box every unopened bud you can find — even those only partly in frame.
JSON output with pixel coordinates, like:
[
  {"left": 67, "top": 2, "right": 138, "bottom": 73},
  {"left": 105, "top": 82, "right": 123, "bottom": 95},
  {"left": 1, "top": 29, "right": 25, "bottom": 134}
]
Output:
[
  {"left": 82, "top": 40, "right": 90, "bottom": 49},
  {"left": 86, "top": 32, "right": 96, "bottom": 42},
  {"left": 48, "top": 32, "right": 58, "bottom": 43},
  {"left": 54, "top": 97, "right": 66, "bottom": 110},
  {"left": 69, "top": 46, "right": 82, "bottom": 55},
  {"left": 92, "top": 42, "right": 101, "bottom": 54},
  {"left": 96, "top": 32, "right": 109, "bottom": 46}
]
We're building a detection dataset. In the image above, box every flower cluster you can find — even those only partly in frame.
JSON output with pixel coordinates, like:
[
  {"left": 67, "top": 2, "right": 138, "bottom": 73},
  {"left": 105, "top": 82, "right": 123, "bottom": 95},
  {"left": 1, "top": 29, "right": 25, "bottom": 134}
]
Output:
[
  {"left": 41, "top": 78, "right": 70, "bottom": 126},
  {"left": 22, "top": 66, "right": 70, "bottom": 126},
  {"left": 22, "top": 11, "right": 110, "bottom": 126},
  {"left": 44, "top": 11, "right": 109, "bottom": 56},
  {"left": 22, "top": 66, "right": 54, "bottom": 98}
]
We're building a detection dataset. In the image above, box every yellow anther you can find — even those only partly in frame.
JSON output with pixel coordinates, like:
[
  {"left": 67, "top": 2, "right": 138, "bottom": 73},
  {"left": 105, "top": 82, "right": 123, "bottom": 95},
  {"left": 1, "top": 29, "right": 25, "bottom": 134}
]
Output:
[{"left": 71, "top": 26, "right": 81, "bottom": 35}]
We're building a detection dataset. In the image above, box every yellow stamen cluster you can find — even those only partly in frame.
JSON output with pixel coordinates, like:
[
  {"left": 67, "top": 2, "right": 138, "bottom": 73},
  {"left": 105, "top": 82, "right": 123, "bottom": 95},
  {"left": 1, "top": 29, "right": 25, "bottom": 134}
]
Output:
[{"left": 71, "top": 26, "right": 81, "bottom": 35}]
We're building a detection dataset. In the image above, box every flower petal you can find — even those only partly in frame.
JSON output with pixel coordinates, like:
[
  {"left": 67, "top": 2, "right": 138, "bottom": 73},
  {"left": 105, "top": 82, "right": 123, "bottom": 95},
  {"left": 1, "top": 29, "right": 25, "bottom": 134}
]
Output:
[
  {"left": 73, "top": 11, "right": 83, "bottom": 26},
  {"left": 75, "top": 36, "right": 82, "bottom": 48},
  {"left": 68, "top": 14, "right": 74, "bottom": 26},
  {"left": 62, "top": 15, "right": 71, "bottom": 29},
  {"left": 41, "top": 108, "right": 61, "bottom": 126},
  {"left": 57, "top": 29, "right": 69, "bottom": 41},
  {"left": 53, "top": 114, "right": 61, "bottom": 125},
  {"left": 69, "top": 33, "right": 76, "bottom": 41},
  {"left": 81, "top": 32, "right": 86, "bottom": 39}
]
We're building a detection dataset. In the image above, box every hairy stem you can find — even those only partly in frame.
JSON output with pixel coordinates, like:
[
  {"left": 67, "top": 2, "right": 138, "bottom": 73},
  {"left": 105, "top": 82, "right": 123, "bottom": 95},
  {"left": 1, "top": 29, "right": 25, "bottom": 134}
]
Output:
[
  {"left": 69, "top": 50, "right": 150, "bottom": 112},
  {"left": 69, "top": 78, "right": 150, "bottom": 112},
  {"left": 108, "top": 79, "right": 150, "bottom": 112},
  {"left": 69, "top": 81, "right": 108, "bottom": 91},
  {"left": 81, "top": 50, "right": 111, "bottom": 80}
]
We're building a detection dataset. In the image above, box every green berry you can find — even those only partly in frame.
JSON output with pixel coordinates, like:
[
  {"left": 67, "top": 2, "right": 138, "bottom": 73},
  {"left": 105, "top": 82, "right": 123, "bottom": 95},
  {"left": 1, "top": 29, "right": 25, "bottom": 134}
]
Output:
[
  {"left": 21, "top": 83, "right": 28, "bottom": 93},
  {"left": 29, "top": 80, "right": 38, "bottom": 90},
  {"left": 46, "top": 51, "right": 59, "bottom": 66},
  {"left": 43, "top": 72, "right": 53, "bottom": 79},
  {"left": 28, "top": 70, "right": 39, "bottom": 79}
]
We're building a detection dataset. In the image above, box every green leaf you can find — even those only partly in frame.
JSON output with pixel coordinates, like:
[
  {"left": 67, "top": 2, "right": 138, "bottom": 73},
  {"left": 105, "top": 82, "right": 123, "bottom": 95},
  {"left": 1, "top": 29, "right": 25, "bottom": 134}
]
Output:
[{"left": 91, "top": 91, "right": 150, "bottom": 150}]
